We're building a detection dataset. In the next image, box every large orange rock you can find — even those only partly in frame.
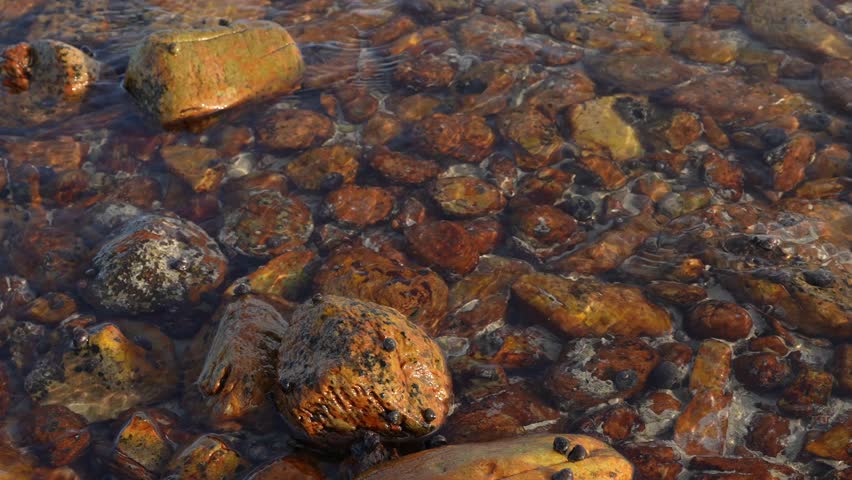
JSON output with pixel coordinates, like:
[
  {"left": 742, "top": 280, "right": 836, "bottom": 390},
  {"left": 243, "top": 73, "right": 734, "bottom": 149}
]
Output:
[
  {"left": 357, "top": 433, "right": 633, "bottom": 479},
  {"left": 124, "top": 20, "right": 304, "bottom": 125}
]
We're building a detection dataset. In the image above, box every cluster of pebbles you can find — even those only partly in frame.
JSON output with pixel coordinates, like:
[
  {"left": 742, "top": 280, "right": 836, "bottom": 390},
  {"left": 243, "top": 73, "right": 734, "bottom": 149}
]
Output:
[{"left": 0, "top": 0, "right": 850, "bottom": 479}]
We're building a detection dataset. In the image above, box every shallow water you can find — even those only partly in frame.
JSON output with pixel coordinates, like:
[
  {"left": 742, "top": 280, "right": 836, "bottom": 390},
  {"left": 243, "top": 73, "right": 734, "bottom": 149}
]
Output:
[{"left": 0, "top": 0, "right": 850, "bottom": 479}]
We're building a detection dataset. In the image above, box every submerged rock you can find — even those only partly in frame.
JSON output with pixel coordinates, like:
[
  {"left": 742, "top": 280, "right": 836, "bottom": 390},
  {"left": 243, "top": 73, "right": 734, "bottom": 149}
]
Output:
[
  {"left": 568, "top": 96, "right": 644, "bottom": 162},
  {"left": 273, "top": 295, "right": 452, "bottom": 446},
  {"left": 511, "top": 273, "right": 672, "bottom": 338},
  {"left": 358, "top": 433, "right": 633, "bottom": 479},
  {"left": 83, "top": 214, "right": 227, "bottom": 315},
  {"left": 124, "top": 20, "right": 304, "bottom": 125},
  {"left": 745, "top": 0, "right": 852, "bottom": 60},
  {"left": 1, "top": 39, "right": 100, "bottom": 96}
]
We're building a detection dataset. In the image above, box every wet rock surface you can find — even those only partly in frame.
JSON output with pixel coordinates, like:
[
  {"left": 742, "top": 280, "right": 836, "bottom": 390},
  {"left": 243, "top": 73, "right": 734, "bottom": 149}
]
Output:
[{"left": 0, "top": 0, "right": 851, "bottom": 478}]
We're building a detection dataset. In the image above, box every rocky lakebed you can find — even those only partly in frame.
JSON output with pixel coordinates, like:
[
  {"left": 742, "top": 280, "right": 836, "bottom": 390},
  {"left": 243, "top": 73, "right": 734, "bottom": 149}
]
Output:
[{"left": 0, "top": 0, "right": 850, "bottom": 479}]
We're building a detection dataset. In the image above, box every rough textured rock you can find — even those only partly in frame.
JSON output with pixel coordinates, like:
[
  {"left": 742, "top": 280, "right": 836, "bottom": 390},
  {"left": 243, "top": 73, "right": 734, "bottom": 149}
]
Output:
[
  {"left": 687, "top": 300, "right": 753, "bottom": 341},
  {"left": 28, "top": 405, "right": 91, "bottom": 467},
  {"left": 512, "top": 273, "right": 672, "bottom": 338},
  {"left": 314, "top": 246, "right": 449, "bottom": 335},
  {"left": 83, "top": 214, "right": 227, "bottom": 315},
  {"left": 358, "top": 433, "right": 633, "bottom": 480},
  {"left": 257, "top": 109, "right": 334, "bottom": 151},
  {"left": 218, "top": 190, "right": 313, "bottom": 259},
  {"left": 274, "top": 295, "right": 452, "bottom": 446},
  {"left": 430, "top": 176, "right": 506, "bottom": 218},
  {"left": 25, "top": 321, "right": 179, "bottom": 422},
  {"left": 405, "top": 220, "right": 481, "bottom": 277},
  {"left": 1, "top": 40, "right": 100, "bottom": 96},
  {"left": 744, "top": 0, "right": 852, "bottom": 60},
  {"left": 197, "top": 295, "right": 291, "bottom": 425},
  {"left": 164, "top": 434, "right": 248, "bottom": 480},
  {"left": 124, "top": 21, "right": 304, "bottom": 125},
  {"left": 286, "top": 144, "right": 360, "bottom": 191}
]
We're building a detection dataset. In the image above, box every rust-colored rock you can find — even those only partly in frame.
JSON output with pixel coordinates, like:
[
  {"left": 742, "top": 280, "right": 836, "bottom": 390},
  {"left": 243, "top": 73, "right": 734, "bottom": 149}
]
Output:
[
  {"left": 9, "top": 224, "right": 87, "bottom": 292},
  {"left": 778, "top": 367, "right": 833, "bottom": 417},
  {"left": 245, "top": 456, "right": 325, "bottom": 480},
  {"left": 733, "top": 353, "right": 792, "bottom": 392},
  {"left": 1, "top": 40, "right": 100, "bottom": 96},
  {"left": 274, "top": 295, "right": 452, "bottom": 446},
  {"left": 646, "top": 281, "right": 707, "bottom": 306},
  {"left": 225, "top": 249, "right": 315, "bottom": 300},
  {"left": 197, "top": 295, "right": 291, "bottom": 426},
  {"left": 110, "top": 411, "right": 176, "bottom": 480},
  {"left": 497, "top": 108, "right": 564, "bottom": 170},
  {"left": 512, "top": 273, "right": 672, "bottom": 338},
  {"left": 218, "top": 190, "right": 313, "bottom": 259},
  {"left": 745, "top": 0, "right": 852, "bottom": 60},
  {"left": 257, "top": 109, "right": 334, "bottom": 151},
  {"left": 836, "top": 344, "right": 852, "bottom": 396},
  {"left": 703, "top": 150, "right": 744, "bottom": 201},
  {"left": 573, "top": 403, "right": 643, "bottom": 444},
  {"left": 413, "top": 113, "right": 496, "bottom": 163},
  {"left": 430, "top": 176, "right": 506, "bottom": 218},
  {"left": 405, "top": 220, "right": 480, "bottom": 277},
  {"left": 370, "top": 148, "right": 440, "bottom": 185},
  {"left": 673, "top": 389, "right": 732, "bottom": 456},
  {"left": 510, "top": 205, "right": 583, "bottom": 261},
  {"left": 821, "top": 60, "right": 852, "bottom": 113},
  {"left": 805, "top": 417, "right": 852, "bottom": 462},
  {"left": 687, "top": 300, "right": 753, "bottom": 341},
  {"left": 357, "top": 433, "right": 633, "bottom": 480},
  {"left": 314, "top": 246, "right": 449, "bottom": 335},
  {"left": 746, "top": 412, "right": 791, "bottom": 457},
  {"left": 286, "top": 144, "right": 360, "bottom": 191},
  {"left": 546, "top": 337, "right": 659, "bottom": 411},
  {"left": 160, "top": 145, "right": 225, "bottom": 193},
  {"left": 689, "top": 340, "right": 732, "bottom": 394},
  {"left": 28, "top": 405, "right": 90, "bottom": 467},
  {"left": 393, "top": 53, "right": 456, "bottom": 91},
  {"left": 670, "top": 24, "right": 738, "bottom": 64},
  {"left": 618, "top": 442, "right": 682, "bottom": 480},
  {"left": 585, "top": 52, "right": 693, "bottom": 93},
  {"left": 764, "top": 135, "right": 816, "bottom": 193},
  {"left": 573, "top": 154, "right": 628, "bottom": 190},
  {"left": 324, "top": 185, "right": 395, "bottom": 228},
  {"left": 124, "top": 21, "right": 304, "bottom": 125},
  {"left": 20, "top": 292, "right": 77, "bottom": 325}
]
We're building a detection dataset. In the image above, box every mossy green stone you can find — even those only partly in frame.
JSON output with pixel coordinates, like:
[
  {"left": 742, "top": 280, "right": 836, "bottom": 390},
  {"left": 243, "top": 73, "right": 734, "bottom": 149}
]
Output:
[{"left": 124, "top": 20, "right": 304, "bottom": 126}]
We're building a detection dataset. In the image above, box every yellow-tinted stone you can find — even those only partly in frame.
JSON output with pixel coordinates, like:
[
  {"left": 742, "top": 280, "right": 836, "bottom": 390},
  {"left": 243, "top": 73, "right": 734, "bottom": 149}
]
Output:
[
  {"left": 745, "top": 0, "right": 852, "bottom": 60},
  {"left": 124, "top": 20, "right": 304, "bottom": 125},
  {"left": 568, "top": 96, "right": 644, "bottom": 163},
  {"left": 357, "top": 433, "right": 633, "bottom": 480},
  {"left": 161, "top": 145, "right": 225, "bottom": 193}
]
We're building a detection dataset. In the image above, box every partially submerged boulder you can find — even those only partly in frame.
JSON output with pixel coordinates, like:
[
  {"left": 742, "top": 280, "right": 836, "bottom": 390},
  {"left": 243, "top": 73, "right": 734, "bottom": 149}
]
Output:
[
  {"left": 357, "top": 433, "right": 633, "bottom": 479},
  {"left": 1, "top": 39, "right": 100, "bottom": 96},
  {"left": 124, "top": 20, "right": 304, "bottom": 126}
]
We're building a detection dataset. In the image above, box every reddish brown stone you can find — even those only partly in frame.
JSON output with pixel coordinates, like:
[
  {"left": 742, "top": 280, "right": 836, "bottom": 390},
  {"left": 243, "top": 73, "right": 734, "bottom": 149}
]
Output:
[
  {"left": 0, "top": 363, "right": 9, "bottom": 419},
  {"left": 314, "top": 246, "right": 449, "bottom": 335},
  {"left": 245, "top": 456, "right": 325, "bottom": 480},
  {"left": 274, "top": 296, "right": 452, "bottom": 446},
  {"left": 160, "top": 145, "right": 225, "bottom": 193},
  {"left": 746, "top": 412, "right": 790, "bottom": 457},
  {"left": 510, "top": 205, "right": 583, "bottom": 261},
  {"left": 286, "top": 144, "right": 360, "bottom": 191},
  {"left": 673, "top": 390, "right": 732, "bottom": 456},
  {"left": 257, "top": 109, "right": 334, "bottom": 151},
  {"left": 391, "top": 93, "right": 441, "bottom": 122},
  {"left": 20, "top": 293, "right": 77, "bottom": 325},
  {"left": 512, "top": 273, "right": 672, "bottom": 338},
  {"left": 363, "top": 113, "right": 403, "bottom": 146},
  {"left": 701, "top": 116, "right": 731, "bottom": 150},
  {"left": 546, "top": 337, "right": 659, "bottom": 411},
  {"left": 497, "top": 108, "right": 564, "bottom": 170},
  {"left": 765, "top": 135, "right": 816, "bottom": 192},
  {"left": 670, "top": 24, "right": 738, "bottom": 64},
  {"left": 455, "top": 14, "right": 527, "bottom": 60},
  {"left": 805, "top": 417, "right": 852, "bottom": 462},
  {"left": 703, "top": 151, "right": 744, "bottom": 201},
  {"left": 430, "top": 176, "right": 506, "bottom": 218},
  {"left": 29, "top": 405, "right": 91, "bottom": 467},
  {"left": 335, "top": 84, "right": 378, "bottom": 124},
  {"left": 821, "top": 60, "right": 852, "bottom": 114},
  {"left": 573, "top": 403, "right": 643, "bottom": 443},
  {"left": 222, "top": 172, "right": 289, "bottom": 203},
  {"left": 218, "top": 190, "right": 313, "bottom": 258},
  {"left": 110, "top": 411, "right": 177, "bottom": 480},
  {"left": 444, "top": 382, "right": 558, "bottom": 443},
  {"left": 778, "top": 367, "right": 833, "bottom": 417},
  {"left": 646, "top": 281, "right": 708, "bottom": 306},
  {"left": 393, "top": 53, "right": 456, "bottom": 91},
  {"left": 405, "top": 220, "right": 480, "bottom": 277},
  {"left": 461, "top": 216, "right": 503, "bottom": 255},
  {"left": 689, "top": 340, "right": 732, "bottom": 394},
  {"left": 688, "top": 456, "right": 805, "bottom": 480},
  {"left": 809, "top": 144, "right": 851, "bottom": 179},
  {"left": 687, "top": 300, "right": 753, "bottom": 341},
  {"left": 733, "top": 353, "right": 792, "bottom": 392},
  {"left": 835, "top": 344, "right": 852, "bottom": 396},
  {"left": 413, "top": 113, "right": 496, "bottom": 163},
  {"left": 550, "top": 212, "right": 660, "bottom": 274},
  {"left": 9, "top": 224, "right": 88, "bottom": 291},
  {"left": 707, "top": 3, "right": 742, "bottom": 28},
  {"left": 618, "top": 442, "right": 683, "bottom": 480},
  {"left": 370, "top": 147, "right": 440, "bottom": 185},
  {"left": 515, "top": 168, "right": 574, "bottom": 205},
  {"left": 525, "top": 69, "right": 596, "bottom": 120},
  {"left": 748, "top": 336, "right": 789, "bottom": 356},
  {"left": 573, "top": 154, "right": 627, "bottom": 190},
  {"left": 324, "top": 185, "right": 395, "bottom": 228},
  {"left": 164, "top": 434, "right": 247, "bottom": 480},
  {"left": 438, "top": 256, "right": 533, "bottom": 338},
  {"left": 637, "top": 391, "right": 681, "bottom": 436},
  {"left": 473, "top": 324, "right": 562, "bottom": 369}
]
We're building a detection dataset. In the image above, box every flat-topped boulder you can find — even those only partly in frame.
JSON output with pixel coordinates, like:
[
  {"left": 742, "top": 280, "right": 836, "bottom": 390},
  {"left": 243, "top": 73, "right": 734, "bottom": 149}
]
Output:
[{"left": 124, "top": 20, "right": 304, "bottom": 126}]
